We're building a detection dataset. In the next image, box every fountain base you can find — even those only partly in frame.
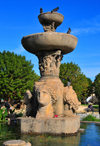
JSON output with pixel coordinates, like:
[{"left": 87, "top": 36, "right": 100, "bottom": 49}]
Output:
[{"left": 18, "top": 116, "right": 80, "bottom": 135}]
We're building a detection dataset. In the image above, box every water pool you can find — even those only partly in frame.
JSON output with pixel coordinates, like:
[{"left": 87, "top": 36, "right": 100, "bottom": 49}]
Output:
[{"left": 0, "top": 123, "right": 100, "bottom": 146}]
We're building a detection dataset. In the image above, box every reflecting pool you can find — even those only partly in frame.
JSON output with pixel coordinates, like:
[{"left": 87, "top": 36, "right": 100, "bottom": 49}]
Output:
[{"left": 0, "top": 123, "right": 100, "bottom": 146}]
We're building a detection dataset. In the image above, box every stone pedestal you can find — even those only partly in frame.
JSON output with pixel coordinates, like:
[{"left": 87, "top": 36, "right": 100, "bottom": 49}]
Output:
[{"left": 18, "top": 116, "right": 80, "bottom": 135}]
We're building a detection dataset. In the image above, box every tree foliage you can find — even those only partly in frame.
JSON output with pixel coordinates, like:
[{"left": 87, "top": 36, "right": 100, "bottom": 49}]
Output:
[
  {"left": 59, "top": 62, "right": 91, "bottom": 102},
  {"left": 94, "top": 73, "right": 100, "bottom": 100},
  {"left": 0, "top": 51, "right": 40, "bottom": 101}
]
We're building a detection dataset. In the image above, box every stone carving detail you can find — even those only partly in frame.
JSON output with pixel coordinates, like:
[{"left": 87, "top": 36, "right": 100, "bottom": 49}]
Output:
[
  {"left": 28, "top": 78, "right": 80, "bottom": 118},
  {"left": 24, "top": 69, "right": 80, "bottom": 119},
  {"left": 34, "top": 78, "right": 64, "bottom": 118},
  {"left": 63, "top": 86, "right": 81, "bottom": 117},
  {"left": 43, "top": 22, "right": 57, "bottom": 32},
  {"left": 35, "top": 84, "right": 54, "bottom": 118},
  {"left": 24, "top": 90, "right": 38, "bottom": 117},
  {"left": 42, "top": 7, "right": 59, "bottom": 32},
  {"left": 37, "top": 50, "right": 63, "bottom": 77}
]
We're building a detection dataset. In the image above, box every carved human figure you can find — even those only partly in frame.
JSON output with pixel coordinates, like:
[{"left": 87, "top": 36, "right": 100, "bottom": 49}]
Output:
[
  {"left": 35, "top": 84, "right": 54, "bottom": 118},
  {"left": 24, "top": 82, "right": 80, "bottom": 118},
  {"left": 34, "top": 78, "right": 64, "bottom": 118}
]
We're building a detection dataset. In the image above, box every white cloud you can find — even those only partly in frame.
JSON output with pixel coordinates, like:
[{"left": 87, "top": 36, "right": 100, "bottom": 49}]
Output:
[
  {"left": 72, "top": 27, "right": 100, "bottom": 35},
  {"left": 71, "top": 15, "right": 100, "bottom": 35}
]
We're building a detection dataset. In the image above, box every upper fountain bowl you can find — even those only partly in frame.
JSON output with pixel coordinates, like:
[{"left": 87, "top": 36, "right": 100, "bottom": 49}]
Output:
[
  {"left": 21, "top": 32, "right": 78, "bottom": 55},
  {"left": 38, "top": 12, "right": 64, "bottom": 32}
]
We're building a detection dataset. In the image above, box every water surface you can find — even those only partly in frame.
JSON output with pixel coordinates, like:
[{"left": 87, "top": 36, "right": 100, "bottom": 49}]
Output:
[{"left": 0, "top": 123, "right": 100, "bottom": 146}]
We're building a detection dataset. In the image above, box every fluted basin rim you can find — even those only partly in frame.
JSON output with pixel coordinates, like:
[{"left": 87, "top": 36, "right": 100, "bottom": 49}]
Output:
[{"left": 21, "top": 32, "right": 78, "bottom": 55}]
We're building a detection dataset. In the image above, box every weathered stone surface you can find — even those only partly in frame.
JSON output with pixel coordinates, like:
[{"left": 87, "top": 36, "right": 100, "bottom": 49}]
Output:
[
  {"left": 24, "top": 90, "right": 38, "bottom": 117},
  {"left": 21, "top": 9, "right": 80, "bottom": 136},
  {"left": 2, "top": 140, "right": 31, "bottom": 146},
  {"left": 34, "top": 78, "right": 64, "bottom": 118},
  {"left": 35, "top": 83, "right": 54, "bottom": 118},
  {"left": 18, "top": 116, "right": 80, "bottom": 134},
  {"left": 63, "top": 86, "right": 81, "bottom": 116},
  {"left": 38, "top": 12, "right": 64, "bottom": 32},
  {"left": 33, "top": 78, "right": 80, "bottom": 118},
  {"left": 21, "top": 32, "right": 77, "bottom": 55},
  {"left": 37, "top": 50, "right": 62, "bottom": 77},
  {"left": 24, "top": 78, "right": 81, "bottom": 118}
]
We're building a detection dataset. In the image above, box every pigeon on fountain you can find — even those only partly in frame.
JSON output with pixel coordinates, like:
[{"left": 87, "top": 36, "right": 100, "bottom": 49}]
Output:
[
  {"left": 67, "top": 28, "right": 71, "bottom": 34},
  {"left": 51, "top": 7, "right": 59, "bottom": 13},
  {"left": 40, "top": 8, "right": 43, "bottom": 14}
]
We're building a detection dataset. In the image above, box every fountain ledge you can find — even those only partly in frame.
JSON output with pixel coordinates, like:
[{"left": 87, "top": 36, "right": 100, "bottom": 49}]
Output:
[{"left": 17, "top": 116, "right": 80, "bottom": 135}]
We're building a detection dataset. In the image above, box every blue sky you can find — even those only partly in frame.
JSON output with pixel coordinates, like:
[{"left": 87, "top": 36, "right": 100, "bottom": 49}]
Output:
[{"left": 0, "top": 0, "right": 100, "bottom": 81}]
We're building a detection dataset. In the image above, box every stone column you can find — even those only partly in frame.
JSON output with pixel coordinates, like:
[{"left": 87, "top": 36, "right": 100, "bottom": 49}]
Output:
[{"left": 36, "top": 50, "right": 63, "bottom": 78}]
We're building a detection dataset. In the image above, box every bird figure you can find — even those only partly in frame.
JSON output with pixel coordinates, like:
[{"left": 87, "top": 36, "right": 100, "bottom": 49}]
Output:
[
  {"left": 51, "top": 7, "right": 59, "bottom": 13},
  {"left": 67, "top": 28, "right": 71, "bottom": 34},
  {"left": 40, "top": 8, "right": 43, "bottom": 14}
]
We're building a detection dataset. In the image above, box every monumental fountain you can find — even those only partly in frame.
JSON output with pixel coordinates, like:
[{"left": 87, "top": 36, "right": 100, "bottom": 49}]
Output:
[{"left": 19, "top": 8, "right": 81, "bottom": 135}]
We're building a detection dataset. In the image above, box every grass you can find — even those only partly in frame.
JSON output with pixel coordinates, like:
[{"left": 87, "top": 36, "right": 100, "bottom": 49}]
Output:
[
  {"left": 81, "top": 104, "right": 99, "bottom": 107},
  {"left": 82, "top": 115, "right": 100, "bottom": 122},
  {"left": 81, "top": 104, "right": 88, "bottom": 106},
  {"left": 93, "top": 105, "right": 99, "bottom": 108}
]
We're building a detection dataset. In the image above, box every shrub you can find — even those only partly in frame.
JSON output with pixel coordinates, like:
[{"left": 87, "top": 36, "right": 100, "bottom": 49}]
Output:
[
  {"left": 82, "top": 115, "right": 100, "bottom": 122},
  {"left": 0, "top": 107, "right": 8, "bottom": 122}
]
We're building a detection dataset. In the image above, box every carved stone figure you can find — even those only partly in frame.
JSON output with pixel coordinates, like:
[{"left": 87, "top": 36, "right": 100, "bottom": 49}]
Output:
[
  {"left": 32, "top": 79, "right": 80, "bottom": 118},
  {"left": 35, "top": 84, "right": 54, "bottom": 118},
  {"left": 33, "top": 78, "right": 64, "bottom": 118},
  {"left": 63, "top": 86, "right": 81, "bottom": 117},
  {"left": 24, "top": 90, "right": 38, "bottom": 117},
  {"left": 37, "top": 50, "right": 62, "bottom": 77}
]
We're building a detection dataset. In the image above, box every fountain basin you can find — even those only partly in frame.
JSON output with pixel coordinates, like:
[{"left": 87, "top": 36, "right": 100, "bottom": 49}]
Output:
[
  {"left": 21, "top": 32, "right": 78, "bottom": 55},
  {"left": 38, "top": 12, "right": 64, "bottom": 28}
]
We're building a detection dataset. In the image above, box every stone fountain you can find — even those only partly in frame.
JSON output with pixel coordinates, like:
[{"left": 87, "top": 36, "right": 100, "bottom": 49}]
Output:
[{"left": 19, "top": 8, "right": 81, "bottom": 135}]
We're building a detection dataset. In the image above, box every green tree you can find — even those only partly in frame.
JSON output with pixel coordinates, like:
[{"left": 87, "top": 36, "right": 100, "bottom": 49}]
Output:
[
  {"left": 87, "top": 78, "right": 94, "bottom": 97},
  {"left": 94, "top": 73, "right": 100, "bottom": 114},
  {"left": 0, "top": 51, "right": 39, "bottom": 101},
  {"left": 94, "top": 73, "right": 100, "bottom": 99},
  {"left": 59, "top": 62, "right": 89, "bottom": 102}
]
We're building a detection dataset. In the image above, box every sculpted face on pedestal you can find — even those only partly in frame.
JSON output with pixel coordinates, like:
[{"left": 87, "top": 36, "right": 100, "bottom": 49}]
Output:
[{"left": 37, "top": 89, "right": 51, "bottom": 106}]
